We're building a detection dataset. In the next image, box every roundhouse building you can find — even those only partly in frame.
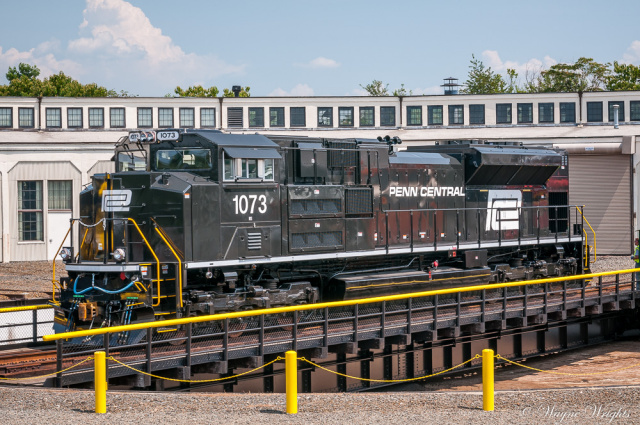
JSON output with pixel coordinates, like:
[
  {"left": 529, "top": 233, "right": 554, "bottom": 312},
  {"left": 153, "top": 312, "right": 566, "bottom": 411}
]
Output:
[{"left": 0, "top": 91, "right": 638, "bottom": 262}]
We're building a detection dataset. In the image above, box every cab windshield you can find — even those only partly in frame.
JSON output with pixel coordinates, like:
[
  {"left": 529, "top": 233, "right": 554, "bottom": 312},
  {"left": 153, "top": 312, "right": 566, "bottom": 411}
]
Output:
[{"left": 117, "top": 151, "right": 147, "bottom": 172}]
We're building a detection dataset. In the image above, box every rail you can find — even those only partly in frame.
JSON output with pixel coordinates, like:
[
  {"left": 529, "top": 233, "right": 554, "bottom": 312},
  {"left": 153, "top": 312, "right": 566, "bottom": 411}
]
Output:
[
  {"left": 576, "top": 206, "right": 596, "bottom": 264},
  {"left": 0, "top": 304, "right": 54, "bottom": 347}
]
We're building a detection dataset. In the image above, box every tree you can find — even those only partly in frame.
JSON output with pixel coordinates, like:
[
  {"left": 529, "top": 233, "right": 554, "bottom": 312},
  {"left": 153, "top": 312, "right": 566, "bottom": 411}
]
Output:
[
  {"left": 360, "top": 80, "right": 389, "bottom": 96},
  {"left": 6, "top": 63, "right": 40, "bottom": 81},
  {"left": 174, "top": 85, "right": 219, "bottom": 97},
  {"left": 536, "top": 57, "right": 609, "bottom": 92},
  {"left": 605, "top": 61, "right": 640, "bottom": 91},
  {"left": 460, "top": 55, "right": 508, "bottom": 94},
  {"left": 392, "top": 83, "right": 413, "bottom": 96},
  {"left": 223, "top": 86, "right": 250, "bottom": 97}
]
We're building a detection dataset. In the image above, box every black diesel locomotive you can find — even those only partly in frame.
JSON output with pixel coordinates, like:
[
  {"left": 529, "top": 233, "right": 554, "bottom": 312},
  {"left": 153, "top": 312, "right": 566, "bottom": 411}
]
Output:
[{"left": 53, "top": 129, "right": 585, "bottom": 334}]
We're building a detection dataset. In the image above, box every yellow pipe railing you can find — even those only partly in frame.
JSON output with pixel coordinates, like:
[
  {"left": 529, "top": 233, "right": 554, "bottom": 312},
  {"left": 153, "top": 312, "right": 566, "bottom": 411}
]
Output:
[
  {"left": 0, "top": 304, "right": 53, "bottom": 314},
  {"left": 154, "top": 227, "right": 183, "bottom": 308},
  {"left": 51, "top": 221, "right": 75, "bottom": 304},
  {"left": 126, "top": 218, "right": 162, "bottom": 307},
  {"left": 43, "top": 266, "right": 640, "bottom": 342},
  {"left": 576, "top": 206, "right": 596, "bottom": 264}
]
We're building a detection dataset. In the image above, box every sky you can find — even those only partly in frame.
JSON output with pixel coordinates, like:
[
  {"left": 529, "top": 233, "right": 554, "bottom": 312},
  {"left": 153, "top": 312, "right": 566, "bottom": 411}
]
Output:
[{"left": 1, "top": 0, "right": 640, "bottom": 97}]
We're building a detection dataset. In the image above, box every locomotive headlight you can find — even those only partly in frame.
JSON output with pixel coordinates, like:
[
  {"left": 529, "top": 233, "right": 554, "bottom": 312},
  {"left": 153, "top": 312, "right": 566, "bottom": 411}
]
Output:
[
  {"left": 59, "top": 247, "right": 72, "bottom": 262},
  {"left": 113, "top": 248, "right": 126, "bottom": 262}
]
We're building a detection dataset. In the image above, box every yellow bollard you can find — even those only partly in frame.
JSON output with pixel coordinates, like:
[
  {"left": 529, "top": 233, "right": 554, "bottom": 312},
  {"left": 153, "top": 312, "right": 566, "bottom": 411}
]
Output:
[
  {"left": 94, "top": 351, "right": 107, "bottom": 414},
  {"left": 482, "top": 349, "right": 494, "bottom": 411},
  {"left": 285, "top": 350, "right": 298, "bottom": 414}
]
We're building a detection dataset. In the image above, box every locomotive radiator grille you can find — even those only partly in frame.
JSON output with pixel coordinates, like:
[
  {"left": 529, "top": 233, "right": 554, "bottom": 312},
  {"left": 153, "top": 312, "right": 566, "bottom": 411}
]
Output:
[
  {"left": 291, "top": 199, "right": 341, "bottom": 215},
  {"left": 345, "top": 188, "right": 373, "bottom": 215},
  {"left": 291, "top": 231, "right": 342, "bottom": 249},
  {"left": 247, "top": 232, "right": 262, "bottom": 250},
  {"left": 328, "top": 140, "right": 358, "bottom": 168}
]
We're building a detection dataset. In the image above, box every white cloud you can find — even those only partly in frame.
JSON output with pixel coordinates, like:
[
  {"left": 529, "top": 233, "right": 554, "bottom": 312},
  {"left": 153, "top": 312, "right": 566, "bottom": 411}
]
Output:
[
  {"left": 269, "top": 84, "right": 315, "bottom": 96},
  {"left": 622, "top": 41, "right": 640, "bottom": 64},
  {"left": 294, "top": 57, "right": 340, "bottom": 69},
  {"left": 481, "top": 50, "right": 556, "bottom": 75},
  {"left": 0, "top": 43, "right": 82, "bottom": 82},
  {"left": 412, "top": 85, "right": 442, "bottom": 95}
]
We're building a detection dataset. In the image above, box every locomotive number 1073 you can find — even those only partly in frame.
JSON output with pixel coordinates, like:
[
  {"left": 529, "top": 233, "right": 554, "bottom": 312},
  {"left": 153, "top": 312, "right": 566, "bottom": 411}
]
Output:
[{"left": 232, "top": 194, "right": 268, "bottom": 214}]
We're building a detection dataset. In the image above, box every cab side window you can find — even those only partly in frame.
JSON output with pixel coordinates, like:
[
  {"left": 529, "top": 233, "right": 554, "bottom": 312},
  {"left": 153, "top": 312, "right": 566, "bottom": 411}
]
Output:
[{"left": 223, "top": 153, "right": 274, "bottom": 181}]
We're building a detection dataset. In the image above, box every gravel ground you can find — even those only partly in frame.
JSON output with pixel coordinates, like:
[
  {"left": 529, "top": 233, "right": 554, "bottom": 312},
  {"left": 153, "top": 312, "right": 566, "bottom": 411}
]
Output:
[{"left": 0, "top": 386, "right": 639, "bottom": 424}]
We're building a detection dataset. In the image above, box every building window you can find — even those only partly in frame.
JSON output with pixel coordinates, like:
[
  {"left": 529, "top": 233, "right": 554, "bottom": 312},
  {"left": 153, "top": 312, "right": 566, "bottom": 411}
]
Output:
[
  {"left": 359, "top": 107, "right": 374, "bottom": 127},
  {"left": 290, "top": 107, "right": 306, "bottom": 127},
  {"left": 428, "top": 105, "right": 443, "bottom": 125},
  {"left": 46, "top": 108, "right": 61, "bottom": 128},
  {"left": 200, "top": 108, "right": 216, "bottom": 127},
  {"left": 380, "top": 106, "right": 396, "bottom": 126},
  {"left": 469, "top": 104, "right": 485, "bottom": 124},
  {"left": 318, "top": 107, "right": 333, "bottom": 127},
  {"left": 339, "top": 107, "right": 354, "bottom": 127},
  {"left": 110, "top": 108, "right": 125, "bottom": 128},
  {"left": 249, "top": 107, "right": 264, "bottom": 127},
  {"left": 586, "top": 102, "right": 603, "bottom": 122},
  {"left": 48, "top": 180, "right": 72, "bottom": 211},
  {"left": 67, "top": 108, "right": 83, "bottom": 128},
  {"left": 18, "top": 181, "right": 43, "bottom": 241},
  {"left": 18, "top": 108, "right": 34, "bottom": 128},
  {"left": 517, "top": 103, "right": 533, "bottom": 124},
  {"left": 538, "top": 103, "right": 554, "bottom": 123},
  {"left": 227, "top": 107, "right": 243, "bottom": 127},
  {"left": 631, "top": 101, "right": 640, "bottom": 121},
  {"left": 496, "top": 103, "right": 512, "bottom": 124},
  {"left": 559, "top": 102, "right": 576, "bottom": 123},
  {"left": 448, "top": 105, "right": 464, "bottom": 125},
  {"left": 179, "top": 108, "right": 195, "bottom": 128},
  {"left": 158, "top": 107, "right": 174, "bottom": 127},
  {"left": 137, "top": 107, "right": 152, "bottom": 128},
  {"left": 89, "top": 108, "right": 104, "bottom": 128},
  {"left": 608, "top": 101, "right": 625, "bottom": 122},
  {"left": 407, "top": 106, "right": 422, "bottom": 126},
  {"left": 270, "top": 107, "right": 284, "bottom": 127},
  {"left": 0, "top": 107, "right": 12, "bottom": 128}
]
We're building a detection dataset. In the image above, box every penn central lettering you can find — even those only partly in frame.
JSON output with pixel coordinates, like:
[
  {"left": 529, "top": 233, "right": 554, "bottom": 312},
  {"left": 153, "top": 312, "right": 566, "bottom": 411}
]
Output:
[{"left": 389, "top": 186, "right": 465, "bottom": 197}]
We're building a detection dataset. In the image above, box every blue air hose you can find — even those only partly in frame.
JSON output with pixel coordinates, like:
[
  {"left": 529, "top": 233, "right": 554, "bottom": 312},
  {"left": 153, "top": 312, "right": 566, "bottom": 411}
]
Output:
[{"left": 73, "top": 275, "right": 137, "bottom": 295}]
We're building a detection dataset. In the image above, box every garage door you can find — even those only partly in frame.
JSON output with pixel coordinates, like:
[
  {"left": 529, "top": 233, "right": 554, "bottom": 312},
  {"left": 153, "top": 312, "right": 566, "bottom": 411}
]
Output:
[{"left": 569, "top": 155, "right": 632, "bottom": 255}]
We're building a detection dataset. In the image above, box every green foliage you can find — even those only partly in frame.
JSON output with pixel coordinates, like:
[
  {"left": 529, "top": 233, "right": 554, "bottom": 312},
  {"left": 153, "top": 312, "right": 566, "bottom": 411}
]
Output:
[
  {"left": 605, "top": 61, "right": 640, "bottom": 91},
  {"left": 223, "top": 86, "right": 250, "bottom": 97},
  {"left": 360, "top": 80, "right": 389, "bottom": 96},
  {"left": 536, "top": 57, "right": 609, "bottom": 92},
  {"left": 0, "top": 62, "right": 122, "bottom": 97},
  {"left": 460, "top": 55, "right": 509, "bottom": 94},
  {"left": 392, "top": 83, "right": 413, "bottom": 96},
  {"left": 174, "top": 85, "right": 220, "bottom": 97}
]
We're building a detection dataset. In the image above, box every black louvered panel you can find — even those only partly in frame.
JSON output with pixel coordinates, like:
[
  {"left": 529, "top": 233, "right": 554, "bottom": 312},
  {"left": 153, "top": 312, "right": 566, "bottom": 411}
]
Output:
[
  {"left": 345, "top": 188, "right": 373, "bottom": 216},
  {"left": 290, "top": 199, "right": 341, "bottom": 215},
  {"left": 227, "top": 107, "right": 243, "bottom": 128},
  {"left": 291, "top": 231, "right": 342, "bottom": 249},
  {"left": 328, "top": 140, "right": 358, "bottom": 168},
  {"left": 247, "top": 232, "right": 262, "bottom": 250}
]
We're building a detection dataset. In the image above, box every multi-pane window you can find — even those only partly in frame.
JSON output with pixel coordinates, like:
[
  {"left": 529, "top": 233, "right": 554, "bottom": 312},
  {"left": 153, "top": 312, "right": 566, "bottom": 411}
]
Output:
[
  {"left": 18, "top": 108, "right": 34, "bottom": 128},
  {"left": 18, "top": 181, "right": 43, "bottom": 241},
  {"left": 0, "top": 107, "right": 12, "bottom": 128},
  {"left": 110, "top": 108, "right": 125, "bottom": 128},
  {"left": 318, "top": 107, "right": 333, "bottom": 127},
  {"left": 339, "top": 107, "right": 354, "bottom": 127},
  {"left": 179, "top": 108, "right": 195, "bottom": 128},
  {"left": 67, "top": 108, "right": 83, "bottom": 128},
  {"left": 290, "top": 107, "right": 306, "bottom": 127},
  {"left": 227, "top": 107, "right": 243, "bottom": 127},
  {"left": 608, "top": 101, "right": 625, "bottom": 122},
  {"left": 380, "top": 106, "right": 396, "bottom": 126},
  {"left": 223, "top": 154, "right": 274, "bottom": 181},
  {"left": 428, "top": 105, "right": 443, "bottom": 125},
  {"left": 517, "top": 103, "right": 533, "bottom": 124},
  {"left": 469, "top": 104, "right": 485, "bottom": 124},
  {"left": 407, "top": 106, "right": 422, "bottom": 126},
  {"left": 89, "top": 108, "right": 104, "bottom": 128},
  {"left": 46, "top": 108, "right": 61, "bottom": 128},
  {"left": 631, "top": 101, "right": 640, "bottom": 121},
  {"left": 538, "top": 103, "right": 554, "bottom": 123},
  {"left": 270, "top": 107, "right": 284, "bottom": 127},
  {"left": 496, "top": 103, "right": 512, "bottom": 124},
  {"left": 158, "top": 107, "right": 174, "bottom": 127},
  {"left": 48, "top": 180, "right": 72, "bottom": 210},
  {"left": 200, "top": 108, "right": 216, "bottom": 127},
  {"left": 586, "top": 102, "right": 603, "bottom": 122},
  {"left": 448, "top": 105, "right": 464, "bottom": 125},
  {"left": 249, "top": 107, "right": 264, "bottom": 127},
  {"left": 359, "top": 107, "right": 374, "bottom": 127},
  {"left": 559, "top": 102, "right": 576, "bottom": 123},
  {"left": 137, "top": 107, "right": 152, "bottom": 128}
]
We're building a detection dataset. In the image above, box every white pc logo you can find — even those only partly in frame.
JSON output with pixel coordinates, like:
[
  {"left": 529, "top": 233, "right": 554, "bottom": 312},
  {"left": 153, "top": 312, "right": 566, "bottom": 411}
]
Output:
[{"left": 102, "top": 190, "right": 133, "bottom": 212}]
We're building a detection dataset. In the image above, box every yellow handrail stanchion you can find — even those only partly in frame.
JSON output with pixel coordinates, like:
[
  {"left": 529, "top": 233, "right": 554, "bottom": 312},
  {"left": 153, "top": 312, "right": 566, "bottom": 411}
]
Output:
[
  {"left": 94, "top": 351, "right": 107, "bottom": 414},
  {"left": 285, "top": 350, "right": 298, "bottom": 414},
  {"left": 482, "top": 349, "right": 494, "bottom": 411}
]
